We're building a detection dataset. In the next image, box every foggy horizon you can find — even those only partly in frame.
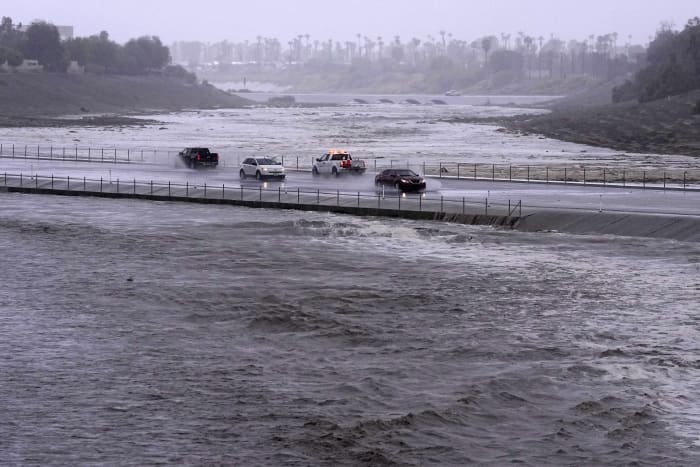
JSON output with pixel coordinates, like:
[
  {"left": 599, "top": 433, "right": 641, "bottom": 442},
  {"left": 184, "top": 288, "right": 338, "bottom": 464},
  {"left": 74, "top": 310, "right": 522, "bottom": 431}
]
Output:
[{"left": 3, "top": 0, "right": 699, "bottom": 46}]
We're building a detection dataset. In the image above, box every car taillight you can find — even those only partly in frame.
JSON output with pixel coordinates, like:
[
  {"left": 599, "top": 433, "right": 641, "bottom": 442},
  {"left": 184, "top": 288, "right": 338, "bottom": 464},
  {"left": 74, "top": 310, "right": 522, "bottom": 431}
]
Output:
[{"left": 197, "top": 154, "right": 201, "bottom": 160}]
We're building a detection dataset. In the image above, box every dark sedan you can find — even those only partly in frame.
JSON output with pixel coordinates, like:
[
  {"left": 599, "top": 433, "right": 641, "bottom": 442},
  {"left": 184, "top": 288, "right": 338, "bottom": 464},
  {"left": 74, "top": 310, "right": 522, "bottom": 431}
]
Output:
[{"left": 375, "top": 169, "right": 427, "bottom": 192}]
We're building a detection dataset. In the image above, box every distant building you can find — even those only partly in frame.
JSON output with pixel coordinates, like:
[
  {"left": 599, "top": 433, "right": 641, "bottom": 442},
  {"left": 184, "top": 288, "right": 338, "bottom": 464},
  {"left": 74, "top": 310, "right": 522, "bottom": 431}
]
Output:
[
  {"left": 18, "top": 23, "right": 74, "bottom": 41},
  {"left": 56, "top": 25, "right": 74, "bottom": 41},
  {"left": 67, "top": 60, "right": 84, "bottom": 74},
  {"left": 14, "top": 59, "right": 44, "bottom": 73}
]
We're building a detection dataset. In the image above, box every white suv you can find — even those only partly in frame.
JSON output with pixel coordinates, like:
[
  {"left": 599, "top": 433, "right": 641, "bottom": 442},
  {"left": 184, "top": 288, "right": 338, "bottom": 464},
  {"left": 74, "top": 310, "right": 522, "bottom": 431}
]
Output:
[{"left": 240, "top": 157, "right": 286, "bottom": 180}]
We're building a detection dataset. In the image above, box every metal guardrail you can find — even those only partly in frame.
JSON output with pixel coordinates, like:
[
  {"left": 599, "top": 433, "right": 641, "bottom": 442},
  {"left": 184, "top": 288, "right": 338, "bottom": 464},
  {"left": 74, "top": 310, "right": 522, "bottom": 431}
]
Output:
[
  {"left": 1, "top": 172, "right": 522, "bottom": 218},
  {"left": 1, "top": 143, "right": 697, "bottom": 190}
]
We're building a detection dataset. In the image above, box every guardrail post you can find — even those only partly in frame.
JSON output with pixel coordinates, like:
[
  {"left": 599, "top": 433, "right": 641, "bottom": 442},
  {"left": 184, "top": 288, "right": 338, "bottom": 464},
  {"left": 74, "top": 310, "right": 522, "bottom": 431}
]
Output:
[
  {"left": 101, "top": 148, "right": 104, "bottom": 161},
  {"left": 50, "top": 146, "right": 52, "bottom": 159},
  {"left": 509, "top": 165, "right": 512, "bottom": 182},
  {"left": 603, "top": 168, "right": 606, "bottom": 186},
  {"left": 623, "top": 170, "right": 626, "bottom": 187},
  {"left": 297, "top": 188, "right": 300, "bottom": 203},
  {"left": 317, "top": 189, "right": 320, "bottom": 204},
  {"left": 116, "top": 178, "right": 119, "bottom": 193},
  {"left": 527, "top": 166, "right": 530, "bottom": 183},
  {"left": 441, "top": 195, "right": 443, "bottom": 212},
  {"left": 204, "top": 183, "right": 207, "bottom": 197},
  {"left": 100, "top": 177, "right": 102, "bottom": 192},
  {"left": 462, "top": 197, "right": 465, "bottom": 215},
  {"left": 128, "top": 149, "right": 130, "bottom": 162},
  {"left": 114, "top": 149, "right": 117, "bottom": 162},
  {"left": 337, "top": 190, "right": 340, "bottom": 206},
  {"left": 259, "top": 186, "right": 262, "bottom": 201},
  {"left": 24, "top": 145, "right": 27, "bottom": 158},
  {"left": 168, "top": 181, "right": 171, "bottom": 197},
  {"left": 474, "top": 163, "right": 477, "bottom": 180},
  {"left": 398, "top": 193, "right": 401, "bottom": 210},
  {"left": 67, "top": 176, "right": 70, "bottom": 190},
  {"left": 683, "top": 171, "right": 687, "bottom": 190},
  {"left": 83, "top": 176, "right": 86, "bottom": 191},
  {"left": 377, "top": 193, "right": 380, "bottom": 209},
  {"left": 492, "top": 164, "right": 495, "bottom": 181},
  {"left": 222, "top": 184, "right": 225, "bottom": 199},
  {"left": 240, "top": 185, "right": 243, "bottom": 200},
  {"left": 35, "top": 174, "right": 37, "bottom": 189},
  {"left": 663, "top": 172, "right": 666, "bottom": 191},
  {"left": 133, "top": 178, "right": 136, "bottom": 194},
  {"left": 150, "top": 180, "right": 153, "bottom": 195},
  {"left": 457, "top": 163, "right": 460, "bottom": 179},
  {"left": 51, "top": 174, "right": 53, "bottom": 189},
  {"left": 186, "top": 182, "right": 189, "bottom": 197},
  {"left": 12, "top": 144, "right": 15, "bottom": 157},
  {"left": 485, "top": 197, "right": 488, "bottom": 216},
  {"left": 278, "top": 186, "right": 281, "bottom": 202},
  {"left": 439, "top": 162, "right": 442, "bottom": 178},
  {"left": 357, "top": 191, "right": 360, "bottom": 208},
  {"left": 564, "top": 168, "right": 567, "bottom": 184},
  {"left": 583, "top": 166, "right": 586, "bottom": 185},
  {"left": 296, "top": 156, "right": 299, "bottom": 170},
  {"left": 20, "top": 173, "right": 22, "bottom": 187}
]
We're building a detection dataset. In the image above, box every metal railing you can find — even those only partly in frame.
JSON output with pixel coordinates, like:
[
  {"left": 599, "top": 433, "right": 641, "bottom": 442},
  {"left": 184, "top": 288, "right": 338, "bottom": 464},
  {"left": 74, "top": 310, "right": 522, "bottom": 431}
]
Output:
[
  {"left": 2, "top": 143, "right": 696, "bottom": 190},
  {"left": 1, "top": 171, "right": 521, "bottom": 218}
]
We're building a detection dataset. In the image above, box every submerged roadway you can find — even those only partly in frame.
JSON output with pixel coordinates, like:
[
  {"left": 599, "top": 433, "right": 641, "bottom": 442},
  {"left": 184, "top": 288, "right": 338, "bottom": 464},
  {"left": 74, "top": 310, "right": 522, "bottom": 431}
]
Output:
[{"left": 1, "top": 157, "right": 699, "bottom": 218}]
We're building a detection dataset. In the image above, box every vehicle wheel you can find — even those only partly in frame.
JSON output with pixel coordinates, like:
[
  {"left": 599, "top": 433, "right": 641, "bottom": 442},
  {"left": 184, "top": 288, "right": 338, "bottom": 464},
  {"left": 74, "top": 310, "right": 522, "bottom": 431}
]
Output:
[
  {"left": 256, "top": 171, "right": 262, "bottom": 180},
  {"left": 312, "top": 167, "right": 319, "bottom": 177},
  {"left": 239, "top": 169, "right": 246, "bottom": 179}
]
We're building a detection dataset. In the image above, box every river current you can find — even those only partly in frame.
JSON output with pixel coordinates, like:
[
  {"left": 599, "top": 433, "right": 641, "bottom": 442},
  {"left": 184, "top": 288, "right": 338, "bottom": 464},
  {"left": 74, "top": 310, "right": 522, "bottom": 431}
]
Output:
[
  {"left": 2, "top": 96, "right": 700, "bottom": 465},
  {"left": 1, "top": 193, "right": 699, "bottom": 465}
]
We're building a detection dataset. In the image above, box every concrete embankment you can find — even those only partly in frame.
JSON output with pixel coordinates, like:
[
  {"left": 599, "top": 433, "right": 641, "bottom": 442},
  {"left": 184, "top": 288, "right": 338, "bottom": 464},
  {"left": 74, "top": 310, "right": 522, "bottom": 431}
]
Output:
[
  {"left": 0, "top": 185, "right": 519, "bottom": 229},
  {"left": 515, "top": 210, "right": 700, "bottom": 242},
  {"left": 3, "top": 184, "right": 698, "bottom": 242}
]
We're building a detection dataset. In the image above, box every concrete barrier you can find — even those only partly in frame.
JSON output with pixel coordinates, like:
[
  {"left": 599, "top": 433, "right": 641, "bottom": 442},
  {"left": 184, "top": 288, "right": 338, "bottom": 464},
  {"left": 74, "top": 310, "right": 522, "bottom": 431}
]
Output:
[{"left": 515, "top": 210, "right": 700, "bottom": 242}]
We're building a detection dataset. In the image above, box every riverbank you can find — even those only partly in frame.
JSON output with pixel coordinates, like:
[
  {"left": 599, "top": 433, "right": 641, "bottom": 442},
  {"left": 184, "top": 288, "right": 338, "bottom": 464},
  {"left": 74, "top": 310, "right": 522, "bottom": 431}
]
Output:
[
  {"left": 0, "top": 73, "right": 251, "bottom": 126},
  {"left": 447, "top": 89, "right": 700, "bottom": 157}
]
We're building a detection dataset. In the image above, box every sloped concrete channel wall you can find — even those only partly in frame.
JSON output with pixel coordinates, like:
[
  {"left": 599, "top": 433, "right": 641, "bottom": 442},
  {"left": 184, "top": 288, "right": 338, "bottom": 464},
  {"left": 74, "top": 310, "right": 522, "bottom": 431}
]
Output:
[
  {"left": 3, "top": 173, "right": 699, "bottom": 242},
  {"left": 0, "top": 173, "right": 520, "bottom": 229}
]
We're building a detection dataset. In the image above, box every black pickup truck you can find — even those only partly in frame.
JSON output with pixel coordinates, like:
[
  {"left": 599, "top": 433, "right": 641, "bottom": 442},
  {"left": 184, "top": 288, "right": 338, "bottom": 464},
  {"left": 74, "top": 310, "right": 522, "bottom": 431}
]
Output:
[{"left": 179, "top": 147, "right": 219, "bottom": 168}]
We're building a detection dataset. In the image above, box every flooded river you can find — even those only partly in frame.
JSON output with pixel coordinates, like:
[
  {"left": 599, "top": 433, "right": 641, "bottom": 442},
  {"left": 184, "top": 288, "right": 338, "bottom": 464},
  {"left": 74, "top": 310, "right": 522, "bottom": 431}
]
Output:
[{"left": 1, "top": 97, "right": 699, "bottom": 465}]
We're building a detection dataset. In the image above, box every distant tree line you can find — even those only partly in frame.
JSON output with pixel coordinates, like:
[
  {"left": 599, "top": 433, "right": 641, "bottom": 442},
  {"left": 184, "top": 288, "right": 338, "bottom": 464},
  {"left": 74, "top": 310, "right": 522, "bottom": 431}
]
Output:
[
  {"left": 0, "top": 16, "right": 184, "bottom": 77},
  {"left": 613, "top": 18, "right": 700, "bottom": 103},
  {"left": 173, "top": 30, "right": 646, "bottom": 88}
]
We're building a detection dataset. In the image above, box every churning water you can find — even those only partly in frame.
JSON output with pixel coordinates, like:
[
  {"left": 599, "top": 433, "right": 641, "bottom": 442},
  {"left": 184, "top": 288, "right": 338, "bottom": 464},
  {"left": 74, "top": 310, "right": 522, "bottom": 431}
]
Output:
[{"left": 1, "top": 193, "right": 699, "bottom": 465}]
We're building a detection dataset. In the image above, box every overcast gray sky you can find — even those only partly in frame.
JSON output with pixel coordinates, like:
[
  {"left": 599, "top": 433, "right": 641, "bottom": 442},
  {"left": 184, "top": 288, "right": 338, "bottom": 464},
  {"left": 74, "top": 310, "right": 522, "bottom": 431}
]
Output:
[{"left": 3, "top": 0, "right": 698, "bottom": 45}]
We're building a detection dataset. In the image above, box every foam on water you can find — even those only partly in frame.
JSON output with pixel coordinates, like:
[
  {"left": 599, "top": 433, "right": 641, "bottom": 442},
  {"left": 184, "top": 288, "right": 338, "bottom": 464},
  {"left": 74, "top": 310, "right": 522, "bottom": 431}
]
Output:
[{"left": 1, "top": 192, "right": 699, "bottom": 464}]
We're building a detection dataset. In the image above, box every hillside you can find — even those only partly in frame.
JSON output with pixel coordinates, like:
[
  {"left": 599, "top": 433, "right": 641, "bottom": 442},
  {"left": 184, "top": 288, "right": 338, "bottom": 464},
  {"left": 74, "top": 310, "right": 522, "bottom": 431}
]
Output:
[
  {"left": 450, "top": 89, "right": 700, "bottom": 157},
  {"left": 0, "top": 73, "right": 251, "bottom": 121}
]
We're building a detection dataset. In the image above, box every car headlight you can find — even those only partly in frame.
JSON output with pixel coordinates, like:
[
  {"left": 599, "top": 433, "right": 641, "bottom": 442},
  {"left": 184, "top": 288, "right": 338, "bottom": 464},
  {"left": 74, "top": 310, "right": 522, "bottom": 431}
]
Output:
[{"left": 262, "top": 167, "right": 268, "bottom": 171}]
